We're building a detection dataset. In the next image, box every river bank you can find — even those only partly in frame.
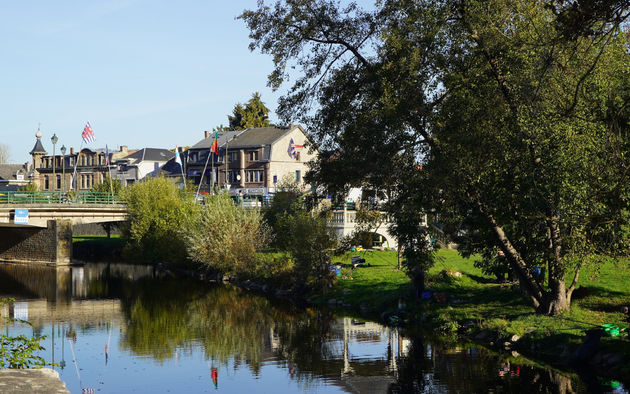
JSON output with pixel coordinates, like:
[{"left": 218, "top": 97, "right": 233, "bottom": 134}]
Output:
[
  {"left": 313, "top": 249, "right": 630, "bottom": 385},
  {"left": 71, "top": 236, "right": 630, "bottom": 385}
]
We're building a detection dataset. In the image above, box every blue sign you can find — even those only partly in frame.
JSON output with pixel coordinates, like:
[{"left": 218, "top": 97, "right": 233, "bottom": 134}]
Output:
[{"left": 14, "top": 209, "right": 28, "bottom": 225}]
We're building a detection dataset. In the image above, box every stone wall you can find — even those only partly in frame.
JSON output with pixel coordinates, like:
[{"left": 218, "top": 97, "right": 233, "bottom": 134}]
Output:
[{"left": 0, "top": 220, "right": 72, "bottom": 265}]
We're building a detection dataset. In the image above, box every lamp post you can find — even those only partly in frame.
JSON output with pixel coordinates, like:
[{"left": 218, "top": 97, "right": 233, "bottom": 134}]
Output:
[
  {"left": 51, "top": 134, "right": 58, "bottom": 190},
  {"left": 60, "top": 145, "right": 66, "bottom": 194}
]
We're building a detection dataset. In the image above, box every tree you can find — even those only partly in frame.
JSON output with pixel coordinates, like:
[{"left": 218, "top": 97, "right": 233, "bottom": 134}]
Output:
[
  {"left": 264, "top": 176, "right": 335, "bottom": 290},
  {"left": 241, "top": 0, "right": 630, "bottom": 314},
  {"left": 0, "top": 144, "right": 9, "bottom": 163},
  {"left": 120, "top": 176, "right": 198, "bottom": 264},
  {"left": 227, "top": 92, "right": 273, "bottom": 130}
]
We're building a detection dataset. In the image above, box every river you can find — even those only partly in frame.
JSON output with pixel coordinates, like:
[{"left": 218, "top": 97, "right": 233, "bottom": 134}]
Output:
[{"left": 0, "top": 263, "right": 623, "bottom": 393}]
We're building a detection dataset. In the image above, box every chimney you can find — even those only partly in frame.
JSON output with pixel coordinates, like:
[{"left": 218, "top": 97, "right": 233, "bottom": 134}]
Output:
[
  {"left": 120, "top": 145, "right": 128, "bottom": 154},
  {"left": 70, "top": 147, "right": 74, "bottom": 155},
  {"left": 204, "top": 130, "right": 210, "bottom": 139}
]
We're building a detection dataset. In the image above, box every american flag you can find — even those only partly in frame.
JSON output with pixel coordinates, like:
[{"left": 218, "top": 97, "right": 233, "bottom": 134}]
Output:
[{"left": 82, "top": 122, "right": 95, "bottom": 143}]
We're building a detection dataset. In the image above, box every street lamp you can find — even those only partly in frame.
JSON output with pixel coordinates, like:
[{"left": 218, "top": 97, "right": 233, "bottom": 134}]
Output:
[
  {"left": 51, "top": 134, "right": 58, "bottom": 190},
  {"left": 60, "top": 145, "right": 66, "bottom": 194}
]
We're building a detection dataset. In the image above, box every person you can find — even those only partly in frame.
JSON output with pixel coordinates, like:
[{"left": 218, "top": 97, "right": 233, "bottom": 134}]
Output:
[{"left": 622, "top": 306, "right": 630, "bottom": 322}]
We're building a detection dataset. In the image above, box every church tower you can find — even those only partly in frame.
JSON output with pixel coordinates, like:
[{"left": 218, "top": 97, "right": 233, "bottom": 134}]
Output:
[{"left": 29, "top": 127, "right": 47, "bottom": 188}]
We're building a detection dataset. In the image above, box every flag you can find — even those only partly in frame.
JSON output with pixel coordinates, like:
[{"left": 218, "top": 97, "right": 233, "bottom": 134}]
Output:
[
  {"left": 210, "top": 131, "right": 219, "bottom": 155},
  {"left": 105, "top": 145, "right": 109, "bottom": 165},
  {"left": 82, "top": 122, "right": 95, "bottom": 143},
  {"left": 288, "top": 138, "right": 296, "bottom": 159},
  {"left": 174, "top": 146, "right": 181, "bottom": 165}
]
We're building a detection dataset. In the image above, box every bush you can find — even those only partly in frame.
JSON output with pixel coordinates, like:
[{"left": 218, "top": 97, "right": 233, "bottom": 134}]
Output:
[
  {"left": 120, "top": 176, "right": 198, "bottom": 264},
  {"left": 276, "top": 209, "right": 336, "bottom": 290},
  {"left": 184, "top": 192, "right": 271, "bottom": 276},
  {"left": 0, "top": 298, "right": 51, "bottom": 368}
]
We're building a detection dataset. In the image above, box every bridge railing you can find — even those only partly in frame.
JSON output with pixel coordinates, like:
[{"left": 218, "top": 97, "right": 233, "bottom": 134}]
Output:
[{"left": 0, "top": 191, "right": 121, "bottom": 204}]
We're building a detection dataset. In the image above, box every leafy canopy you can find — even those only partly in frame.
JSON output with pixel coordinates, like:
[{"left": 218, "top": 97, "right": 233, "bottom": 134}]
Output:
[{"left": 241, "top": 0, "right": 630, "bottom": 314}]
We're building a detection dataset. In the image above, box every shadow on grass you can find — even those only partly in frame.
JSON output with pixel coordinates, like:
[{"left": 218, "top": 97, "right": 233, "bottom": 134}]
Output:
[
  {"left": 572, "top": 285, "right": 629, "bottom": 313},
  {"left": 331, "top": 280, "right": 413, "bottom": 311},
  {"left": 462, "top": 272, "right": 499, "bottom": 284}
]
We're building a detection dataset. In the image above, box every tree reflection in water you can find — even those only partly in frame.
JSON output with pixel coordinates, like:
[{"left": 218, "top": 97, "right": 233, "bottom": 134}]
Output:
[
  {"left": 115, "top": 276, "right": 590, "bottom": 393},
  {"left": 0, "top": 263, "right": 619, "bottom": 392},
  {"left": 389, "top": 336, "right": 590, "bottom": 393}
]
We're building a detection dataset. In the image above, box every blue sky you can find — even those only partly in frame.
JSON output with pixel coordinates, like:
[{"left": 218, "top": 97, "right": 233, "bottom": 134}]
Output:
[{"left": 0, "top": 0, "right": 287, "bottom": 164}]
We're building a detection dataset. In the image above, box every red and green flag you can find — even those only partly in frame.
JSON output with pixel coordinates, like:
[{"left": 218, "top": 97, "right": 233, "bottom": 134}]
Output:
[{"left": 210, "top": 131, "right": 219, "bottom": 155}]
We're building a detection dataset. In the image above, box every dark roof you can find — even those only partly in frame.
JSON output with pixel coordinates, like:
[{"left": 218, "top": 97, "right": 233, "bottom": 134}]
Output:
[
  {"left": 30, "top": 139, "right": 47, "bottom": 154},
  {"left": 230, "top": 127, "right": 293, "bottom": 147},
  {"left": 0, "top": 183, "right": 22, "bottom": 192},
  {"left": 190, "top": 126, "right": 298, "bottom": 151},
  {"left": 0, "top": 164, "right": 27, "bottom": 181},
  {"left": 191, "top": 130, "right": 245, "bottom": 150},
  {"left": 123, "top": 148, "right": 175, "bottom": 162}
]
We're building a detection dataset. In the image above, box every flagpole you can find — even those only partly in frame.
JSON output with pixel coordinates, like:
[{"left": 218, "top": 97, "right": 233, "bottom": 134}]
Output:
[
  {"left": 196, "top": 148, "right": 211, "bottom": 200},
  {"left": 71, "top": 140, "right": 84, "bottom": 191},
  {"left": 179, "top": 147, "right": 186, "bottom": 187},
  {"left": 225, "top": 136, "right": 229, "bottom": 191},
  {"left": 211, "top": 151, "right": 215, "bottom": 195}
]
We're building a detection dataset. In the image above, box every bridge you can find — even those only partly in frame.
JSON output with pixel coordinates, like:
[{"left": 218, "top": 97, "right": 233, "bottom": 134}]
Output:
[{"left": 0, "top": 191, "right": 126, "bottom": 266}]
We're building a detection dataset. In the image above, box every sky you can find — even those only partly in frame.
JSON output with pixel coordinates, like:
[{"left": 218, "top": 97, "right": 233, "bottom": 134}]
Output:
[{"left": 0, "top": 0, "right": 289, "bottom": 164}]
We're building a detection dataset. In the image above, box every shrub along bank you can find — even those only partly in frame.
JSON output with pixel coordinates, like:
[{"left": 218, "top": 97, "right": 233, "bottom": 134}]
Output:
[{"left": 319, "top": 249, "right": 630, "bottom": 381}]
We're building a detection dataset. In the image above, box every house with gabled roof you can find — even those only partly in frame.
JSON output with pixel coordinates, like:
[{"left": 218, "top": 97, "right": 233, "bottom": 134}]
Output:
[
  {"left": 111, "top": 147, "right": 175, "bottom": 186},
  {"left": 164, "top": 125, "right": 315, "bottom": 196}
]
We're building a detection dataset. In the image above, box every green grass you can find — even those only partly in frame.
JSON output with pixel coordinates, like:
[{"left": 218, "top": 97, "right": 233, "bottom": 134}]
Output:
[
  {"left": 325, "top": 250, "right": 412, "bottom": 311},
  {"left": 73, "top": 235, "right": 124, "bottom": 261},
  {"left": 323, "top": 248, "right": 630, "bottom": 374}
]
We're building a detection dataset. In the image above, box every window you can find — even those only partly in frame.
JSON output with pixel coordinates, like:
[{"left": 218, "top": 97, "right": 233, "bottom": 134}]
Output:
[
  {"left": 56, "top": 175, "right": 61, "bottom": 189},
  {"left": 44, "top": 176, "right": 49, "bottom": 190},
  {"left": 228, "top": 151, "right": 238, "bottom": 163},
  {"left": 248, "top": 151, "right": 258, "bottom": 161},
  {"left": 228, "top": 170, "right": 239, "bottom": 184},
  {"left": 245, "top": 170, "right": 263, "bottom": 183},
  {"left": 273, "top": 175, "right": 277, "bottom": 185},
  {"left": 295, "top": 170, "right": 301, "bottom": 183}
]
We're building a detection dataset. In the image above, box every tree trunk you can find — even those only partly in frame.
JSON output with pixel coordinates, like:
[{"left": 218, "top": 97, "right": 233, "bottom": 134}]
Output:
[{"left": 539, "top": 277, "right": 570, "bottom": 315}]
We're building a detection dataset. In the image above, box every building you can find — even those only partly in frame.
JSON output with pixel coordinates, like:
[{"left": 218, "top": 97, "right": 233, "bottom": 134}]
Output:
[
  {"left": 29, "top": 129, "right": 111, "bottom": 191},
  {"left": 28, "top": 129, "right": 168, "bottom": 191},
  {"left": 167, "top": 125, "right": 315, "bottom": 196},
  {"left": 110, "top": 147, "right": 174, "bottom": 186},
  {"left": 0, "top": 163, "right": 31, "bottom": 191}
]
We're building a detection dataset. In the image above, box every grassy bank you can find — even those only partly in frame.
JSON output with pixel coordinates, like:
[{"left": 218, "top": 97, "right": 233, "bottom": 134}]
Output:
[
  {"left": 73, "top": 235, "right": 124, "bottom": 261},
  {"left": 322, "top": 249, "right": 630, "bottom": 377}
]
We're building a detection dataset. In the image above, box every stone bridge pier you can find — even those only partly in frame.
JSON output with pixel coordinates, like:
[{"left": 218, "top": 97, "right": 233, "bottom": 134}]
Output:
[
  {"left": 0, "top": 203, "right": 126, "bottom": 265},
  {"left": 0, "top": 220, "right": 73, "bottom": 265}
]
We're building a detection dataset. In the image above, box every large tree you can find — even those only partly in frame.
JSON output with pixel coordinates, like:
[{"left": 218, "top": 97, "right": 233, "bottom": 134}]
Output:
[
  {"left": 227, "top": 92, "right": 273, "bottom": 130},
  {"left": 241, "top": 0, "right": 630, "bottom": 314}
]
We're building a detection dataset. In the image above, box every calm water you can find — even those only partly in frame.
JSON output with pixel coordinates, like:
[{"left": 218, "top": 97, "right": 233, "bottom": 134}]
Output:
[{"left": 0, "top": 263, "right": 623, "bottom": 393}]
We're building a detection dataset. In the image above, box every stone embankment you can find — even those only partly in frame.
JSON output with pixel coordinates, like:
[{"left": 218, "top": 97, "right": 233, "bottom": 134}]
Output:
[{"left": 0, "top": 368, "right": 69, "bottom": 393}]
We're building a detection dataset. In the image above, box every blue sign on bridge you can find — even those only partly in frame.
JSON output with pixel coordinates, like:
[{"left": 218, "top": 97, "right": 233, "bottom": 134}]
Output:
[{"left": 14, "top": 208, "right": 29, "bottom": 225}]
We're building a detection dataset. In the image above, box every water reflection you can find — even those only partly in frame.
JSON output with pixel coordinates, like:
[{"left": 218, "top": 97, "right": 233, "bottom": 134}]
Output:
[{"left": 0, "top": 263, "right": 618, "bottom": 393}]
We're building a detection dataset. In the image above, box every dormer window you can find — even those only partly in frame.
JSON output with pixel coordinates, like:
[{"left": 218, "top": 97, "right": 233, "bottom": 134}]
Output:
[{"left": 248, "top": 151, "right": 258, "bottom": 161}]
